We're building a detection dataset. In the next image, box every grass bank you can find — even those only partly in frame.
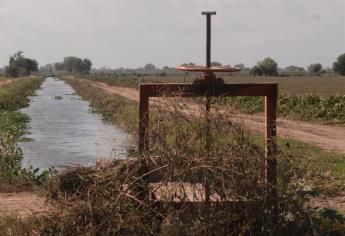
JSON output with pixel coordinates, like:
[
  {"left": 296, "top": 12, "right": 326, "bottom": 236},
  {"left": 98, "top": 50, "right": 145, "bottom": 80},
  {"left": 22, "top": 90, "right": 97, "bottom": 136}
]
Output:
[{"left": 0, "top": 77, "right": 51, "bottom": 191}]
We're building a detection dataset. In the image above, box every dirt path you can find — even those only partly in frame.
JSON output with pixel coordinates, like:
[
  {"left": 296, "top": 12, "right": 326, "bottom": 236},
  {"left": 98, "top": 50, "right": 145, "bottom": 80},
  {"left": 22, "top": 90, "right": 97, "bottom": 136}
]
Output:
[
  {"left": 0, "top": 78, "right": 25, "bottom": 87},
  {"left": 90, "top": 81, "right": 345, "bottom": 154},
  {"left": 0, "top": 80, "right": 14, "bottom": 87},
  {"left": 0, "top": 192, "right": 49, "bottom": 217}
]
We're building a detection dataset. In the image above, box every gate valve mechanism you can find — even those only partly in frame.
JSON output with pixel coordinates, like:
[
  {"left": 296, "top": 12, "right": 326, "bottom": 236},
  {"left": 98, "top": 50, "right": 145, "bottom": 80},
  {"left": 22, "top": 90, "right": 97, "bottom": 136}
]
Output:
[{"left": 175, "top": 11, "right": 241, "bottom": 84}]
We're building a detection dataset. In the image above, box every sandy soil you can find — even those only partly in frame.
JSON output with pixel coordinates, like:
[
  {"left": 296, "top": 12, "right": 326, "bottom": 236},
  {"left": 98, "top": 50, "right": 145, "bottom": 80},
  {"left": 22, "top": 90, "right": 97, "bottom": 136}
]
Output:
[
  {"left": 0, "top": 80, "right": 13, "bottom": 87},
  {"left": 0, "top": 78, "right": 25, "bottom": 87},
  {"left": 0, "top": 192, "right": 49, "bottom": 217},
  {"left": 309, "top": 193, "right": 345, "bottom": 213},
  {"left": 90, "top": 81, "right": 345, "bottom": 154}
]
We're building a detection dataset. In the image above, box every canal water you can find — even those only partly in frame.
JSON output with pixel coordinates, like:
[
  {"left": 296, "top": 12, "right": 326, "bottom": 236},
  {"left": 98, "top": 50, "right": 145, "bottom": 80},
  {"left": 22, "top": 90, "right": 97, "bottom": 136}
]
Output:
[{"left": 19, "top": 77, "right": 129, "bottom": 170}]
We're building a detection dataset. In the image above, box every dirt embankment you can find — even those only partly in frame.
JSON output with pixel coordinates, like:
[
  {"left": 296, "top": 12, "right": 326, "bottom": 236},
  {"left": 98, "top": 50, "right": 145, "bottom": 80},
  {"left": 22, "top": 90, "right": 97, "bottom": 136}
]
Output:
[
  {"left": 0, "top": 77, "right": 26, "bottom": 87},
  {"left": 89, "top": 80, "right": 345, "bottom": 154},
  {"left": 0, "top": 192, "right": 50, "bottom": 217},
  {"left": 0, "top": 80, "right": 13, "bottom": 87}
]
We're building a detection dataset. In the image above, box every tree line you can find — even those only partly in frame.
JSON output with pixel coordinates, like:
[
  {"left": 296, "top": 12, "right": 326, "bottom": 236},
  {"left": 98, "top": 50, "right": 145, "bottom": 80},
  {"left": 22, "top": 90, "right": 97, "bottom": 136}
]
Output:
[
  {"left": 4, "top": 51, "right": 38, "bottom": 77},
  {"left": 2, "top": 51, "right": 345, "bottom": 77}
]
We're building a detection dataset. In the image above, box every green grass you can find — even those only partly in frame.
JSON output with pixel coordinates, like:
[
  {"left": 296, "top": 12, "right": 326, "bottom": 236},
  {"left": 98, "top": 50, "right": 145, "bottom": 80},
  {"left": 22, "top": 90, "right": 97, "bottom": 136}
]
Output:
[{"left": 0, "top": 77, "right": 46, "bottom": 186}]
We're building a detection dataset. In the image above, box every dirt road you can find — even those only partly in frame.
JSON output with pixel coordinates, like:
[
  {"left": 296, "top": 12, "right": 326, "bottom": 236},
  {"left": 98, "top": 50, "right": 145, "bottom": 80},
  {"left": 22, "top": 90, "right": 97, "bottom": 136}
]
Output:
[
  {"left": 0, "top": 78, "right": 24, "bottom": 87},
  {"left": 0, "top": 79, "right": 13, "bottom": 87},
  {"left": 0, "top": 192, "right": 49, "bottom": 217},
  {"left": 89, "top": 81, "right": 345, "bottom": 154}
]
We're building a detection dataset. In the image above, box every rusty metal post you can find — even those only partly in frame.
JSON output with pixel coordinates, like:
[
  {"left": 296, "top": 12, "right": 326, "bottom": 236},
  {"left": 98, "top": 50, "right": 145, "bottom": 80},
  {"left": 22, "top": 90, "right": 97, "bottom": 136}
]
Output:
[
  {"left": 202, "top": 11, "right": 216, "bottom": 205},
  {"left": 202, "top": 11, "right": 216, "bottom": 67},
  {"left": 138, "top": 85, "right": 150, "bottom": 201},
  {"left": 206, "top": 14, "right": 211, "bottom": 68},
  {"left": 264, "top": 85, "right": 278, "bottom": 226},
  {"left": 265, "top": 90, "right": 277, "bottom": 188},
  {"left": 139, "top": 85, "right": 149, "bottom": 153}
]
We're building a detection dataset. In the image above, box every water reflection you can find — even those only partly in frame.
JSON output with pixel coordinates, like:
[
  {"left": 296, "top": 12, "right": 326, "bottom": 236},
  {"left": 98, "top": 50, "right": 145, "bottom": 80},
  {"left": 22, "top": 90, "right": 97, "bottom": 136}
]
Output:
[{"left": 20, "top": 77, "right": 129, "bottom": 170}]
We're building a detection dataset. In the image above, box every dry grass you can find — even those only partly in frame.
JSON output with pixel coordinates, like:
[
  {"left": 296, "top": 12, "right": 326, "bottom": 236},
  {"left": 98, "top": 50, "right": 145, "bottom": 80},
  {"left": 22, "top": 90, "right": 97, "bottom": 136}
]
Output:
[{"left": 15, "top": 102, "right": 344, "bottom": 235}]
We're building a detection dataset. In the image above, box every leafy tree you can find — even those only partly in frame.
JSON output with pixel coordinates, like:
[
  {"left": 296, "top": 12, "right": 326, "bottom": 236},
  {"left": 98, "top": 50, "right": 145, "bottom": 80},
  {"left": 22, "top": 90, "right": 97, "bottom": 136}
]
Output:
[
  {"left": 143, "top": 63, "right": 156, "bottom": 72},
  {"left": 62, "top": 56, "right": 92, "bottom": 73},
  {"left": 249, "top": 66, "right": 263, "bottom": 76},
  {"left": 256, "top": 57, "right": 278, "bottom": 76},
  {"left": 250, "top": 58, "right": 278, "bottom": 76},
  {"left": 5, "top": 51, "right": 38, "bottom": 77},
  {"left": 81, "top": 59, "right": 92, "bottom": 73},
  {"left": 333, "top": 53, "right": 345, "bottom": 75},
  {"left": 53, "top": 62, "right": 64, "bottom": 71},
  {"left": 63, "top": 57, "right": 83, "bottom": 72},
  {"left": 307, "top": 63, "right": 322, "bottom": 75}
]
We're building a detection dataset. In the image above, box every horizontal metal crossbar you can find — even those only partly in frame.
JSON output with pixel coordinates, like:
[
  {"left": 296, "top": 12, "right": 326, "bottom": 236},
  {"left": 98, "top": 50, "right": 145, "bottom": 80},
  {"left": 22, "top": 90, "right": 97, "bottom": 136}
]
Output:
[{"left": 139, "top": 83, "right": 278, "bottom": 97}]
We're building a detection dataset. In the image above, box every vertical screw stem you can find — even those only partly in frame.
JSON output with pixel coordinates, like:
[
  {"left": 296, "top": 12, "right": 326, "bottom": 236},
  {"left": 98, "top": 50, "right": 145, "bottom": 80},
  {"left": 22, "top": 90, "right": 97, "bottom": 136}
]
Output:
[{"left": 206, "top": 14, "right": 211, "bottom": 68}]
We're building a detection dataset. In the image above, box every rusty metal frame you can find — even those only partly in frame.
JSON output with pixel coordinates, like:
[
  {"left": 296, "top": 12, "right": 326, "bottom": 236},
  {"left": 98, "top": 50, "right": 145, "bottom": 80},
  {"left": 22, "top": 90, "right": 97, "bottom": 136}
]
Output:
[{"left": 139, "top": 82, "right": 278, "bottom": 187}]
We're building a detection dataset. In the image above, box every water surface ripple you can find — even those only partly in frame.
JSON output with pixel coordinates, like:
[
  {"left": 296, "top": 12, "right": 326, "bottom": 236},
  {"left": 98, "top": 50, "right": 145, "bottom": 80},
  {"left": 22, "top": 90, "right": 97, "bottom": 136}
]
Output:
[{"left": 20, "top": 77, "right": 129, "bottom": 170}]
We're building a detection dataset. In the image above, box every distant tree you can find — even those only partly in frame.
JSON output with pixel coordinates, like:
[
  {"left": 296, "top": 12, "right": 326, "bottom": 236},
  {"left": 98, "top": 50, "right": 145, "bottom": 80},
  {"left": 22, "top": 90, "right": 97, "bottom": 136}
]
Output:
[
  {"left": 143, "top": 63, "right": 156, "bottom": 72},
  {"left": 250, "top": 58, "right": 278, "bottom": 76},
  {"left": 284, "top": 65, "right": 306, "bottom": 72},
  {"left": 249, "top": 66, "right": 263, "bottom": 76},
  {"left": 211, "top": 61, "right": 222, "bottom": 66},
  {"left": 62, "top": 56, "right": 92, "bottom": 73},
  {"left": 39, "top": 64, "right": 53, "bottom": 75},
  {"left": 234, "top": 63, "right": 245, "bottom": 70},
  {"left": 333, "top": 53, "right": 345, "bottom": 75},
  {"left": 307, "top": 63, "right": 322, "bottom": 75},
  {"left": 63, "top": 56, "right": 83, "bottom": 72},
  {"left": 81, "top": 58, "right": 92, "bottom": 73},
  {"left": 257, "top": 58, "right": 278, "bottom": 76},
  {"left": 181, "top": 62, "right": 195, "bottom": 66},
  {"left": 5, "top": 51, "right": 38, "bottom": 77},
  {"left": 53, "top": 62, "right": 64, "bottom": 71},
  {"left": 234, "top": 63, "right": 250, "bottom": 71}
]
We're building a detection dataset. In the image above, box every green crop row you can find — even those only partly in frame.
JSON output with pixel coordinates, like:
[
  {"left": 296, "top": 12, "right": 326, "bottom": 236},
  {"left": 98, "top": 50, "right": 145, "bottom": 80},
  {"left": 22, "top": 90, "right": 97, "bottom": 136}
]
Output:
[{"left": 208, "top": 94, "right": 345, "bottom": 122}]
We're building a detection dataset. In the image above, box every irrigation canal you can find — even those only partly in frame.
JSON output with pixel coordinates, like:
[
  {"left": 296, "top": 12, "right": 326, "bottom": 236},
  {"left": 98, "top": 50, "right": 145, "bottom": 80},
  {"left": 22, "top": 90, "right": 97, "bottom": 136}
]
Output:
[{"left": 19, "top": 77, "right": 129, "bottom": 170}]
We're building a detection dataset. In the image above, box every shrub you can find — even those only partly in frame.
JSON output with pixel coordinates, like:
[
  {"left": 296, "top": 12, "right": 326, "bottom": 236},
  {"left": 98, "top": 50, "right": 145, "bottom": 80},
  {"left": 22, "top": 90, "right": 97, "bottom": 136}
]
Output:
[{"left": 333, "top": 53, "right": 345, "bottom": 76}]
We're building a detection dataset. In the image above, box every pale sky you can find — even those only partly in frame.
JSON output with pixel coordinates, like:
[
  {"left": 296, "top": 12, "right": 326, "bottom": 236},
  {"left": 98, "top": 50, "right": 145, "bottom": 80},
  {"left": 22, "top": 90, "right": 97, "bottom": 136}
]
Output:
[{"left": 0, "top": 0, "right": 344, "bottom": 69}]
